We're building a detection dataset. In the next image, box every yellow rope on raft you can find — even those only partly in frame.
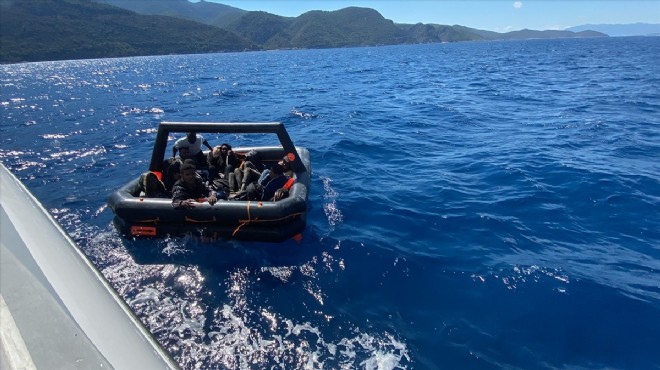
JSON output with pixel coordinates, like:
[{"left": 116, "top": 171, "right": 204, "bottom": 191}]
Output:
[
  {"left": 231, "top": 200, "right": 305, "bottom": 237},
  {"left": 237, "top": 213, "right": 304, "bottom": 224},
  {"left": 232, "top": 200, "right": 252, "bottom": 236}
]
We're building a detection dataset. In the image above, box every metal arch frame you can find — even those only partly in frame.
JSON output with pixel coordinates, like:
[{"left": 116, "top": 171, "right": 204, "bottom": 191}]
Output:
[{"left": 148, "top": 122, "right": 307, "bottom": 174}]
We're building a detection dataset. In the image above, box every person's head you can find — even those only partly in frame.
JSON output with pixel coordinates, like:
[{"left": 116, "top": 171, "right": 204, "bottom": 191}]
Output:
[
  {"left": 186, "top": 132, "right": 197, "bottom": 143},
  {"left": 179, "top": 146, "right": 193, "bottom": 159},
  {"left": 280, "top": 155, "right": 292, "bottom": 172},
  {"left": 218, "top": 143, "right": 232, "bottom": 157},
  {"left": 269, "top": 163, "right": 284, "bottom": 178},
  {"left": 169, "top": 159, "right": 181, "bottom": 177},
  {"left": 180, "top": 161, "right": 197, "bottom": 186},
  {"left": 245, "top": 150, "right": 259, "bottom": 163},
  {"left": 212, "top": 145, "right": 223, "bottom": 157},
  {"left": 143, "top": 172, "right": 165, "bottom": 196}
]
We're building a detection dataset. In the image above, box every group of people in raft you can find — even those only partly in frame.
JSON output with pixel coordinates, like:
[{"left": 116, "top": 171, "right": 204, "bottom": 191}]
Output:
[{"left": 138, "top": 132, "right": 294, "bottom": 209}]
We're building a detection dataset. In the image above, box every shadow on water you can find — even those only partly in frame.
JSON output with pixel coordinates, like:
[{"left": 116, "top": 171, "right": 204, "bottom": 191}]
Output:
[{"left": 120, "top": 227, "right": 327, "bottom": 270}]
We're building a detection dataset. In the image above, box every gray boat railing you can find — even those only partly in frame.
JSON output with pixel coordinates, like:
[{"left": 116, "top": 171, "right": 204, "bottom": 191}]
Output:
[{"left": 1, "top": 163, "right": 179, "bottom": 370}]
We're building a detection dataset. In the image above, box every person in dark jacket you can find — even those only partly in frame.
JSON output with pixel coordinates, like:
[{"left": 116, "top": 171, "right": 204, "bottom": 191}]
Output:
[
  {"left": 138, "top": 171, "right": 169, "bottom": 198},
  {"left": 178, "top": 146, "right": 209, "bottom": 180},
  {"left": 171, "top": 161, "right": 221, "bottom": 209},
  {"left": 207, "top": 143, "right": 239, "bottom": 195},
  {"left": 207, "top": 143, "right": 239, "bottom": 180},
  {"left": 162, "top": 159, "right": 181, "bottom": 191},
  {"left": 257, "top": 155, "right": 294, "bottom": 186},
  {"left": 246, "top": 163, "right": 289, "bottom": 201}
]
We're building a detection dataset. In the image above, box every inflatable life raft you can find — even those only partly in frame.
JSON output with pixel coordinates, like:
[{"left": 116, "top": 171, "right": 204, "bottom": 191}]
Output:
[{"left": 108, "top": 122, "right": 311, "bottom": 242}]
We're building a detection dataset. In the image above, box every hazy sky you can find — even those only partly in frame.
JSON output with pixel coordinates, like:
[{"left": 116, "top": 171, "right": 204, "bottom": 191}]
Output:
[{"left": 204, "top": 1, "right": 660, "bottom": 32}]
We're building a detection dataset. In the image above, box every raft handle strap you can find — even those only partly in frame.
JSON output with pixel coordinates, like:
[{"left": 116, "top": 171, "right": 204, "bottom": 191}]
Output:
[
  {"left": 133, "top": 217, "right": 160, "bottom": 224},
  {"left": 185, "top": 216, "right": 217, "bottom": 223}
]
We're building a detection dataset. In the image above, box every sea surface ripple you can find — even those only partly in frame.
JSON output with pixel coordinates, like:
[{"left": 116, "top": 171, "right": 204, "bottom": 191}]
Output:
[{"left": 1, "top": 37, "right": 659, "bottom": 369}]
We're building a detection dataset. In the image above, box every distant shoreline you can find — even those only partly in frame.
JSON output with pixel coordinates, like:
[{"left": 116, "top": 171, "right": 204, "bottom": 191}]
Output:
[{"left": 1, "top": 0, "right": 615, "bottom": 64}]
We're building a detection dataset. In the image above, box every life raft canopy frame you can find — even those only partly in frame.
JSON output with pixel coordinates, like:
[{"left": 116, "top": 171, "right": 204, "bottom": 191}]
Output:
[{"left": 149, "top": 121, "right": 308, "bottom": 175}]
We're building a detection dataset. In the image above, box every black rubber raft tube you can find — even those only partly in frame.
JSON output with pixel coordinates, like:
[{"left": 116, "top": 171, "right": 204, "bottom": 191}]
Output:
[{"left": 108, "top": 122, "right": 311, "bottom": 242}]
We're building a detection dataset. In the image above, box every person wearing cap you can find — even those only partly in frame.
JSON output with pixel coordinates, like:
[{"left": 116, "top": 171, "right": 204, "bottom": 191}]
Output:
[{"left": 171, "top": 160, "right": 222, "bottom": 209}]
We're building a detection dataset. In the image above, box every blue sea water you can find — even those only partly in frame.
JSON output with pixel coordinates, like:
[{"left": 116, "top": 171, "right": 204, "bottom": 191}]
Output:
[{"left": 1, "top": 37, "right": 659, "bottom": 369}]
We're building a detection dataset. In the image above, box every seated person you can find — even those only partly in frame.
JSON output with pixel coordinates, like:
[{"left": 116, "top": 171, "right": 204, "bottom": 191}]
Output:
[
  {"left": 257, "top": 154, "right": 294, "bottom": 186},
  {"left": 178, "top": 146, "right": 209, "bottom": 181},
  {"left": 138, "top": 171, "right": 169, "bottom": 198},
  {"left": 171, "top": 160, "right": 224, "bottom": 209},
  {"left": 281, "top": 154, "right": 294, "bottom": 178},
  {"left": 230, "top": 150, "right": 265, "bottom": 193},
  {"left": 246, "top": 163, "right": 289, "bottom": 201},
  {"left": 162, "top": 158, "right": 181, "bottom": 191},
  {"left": 207, "top": 143, "right": 239, "bottom": 181}
]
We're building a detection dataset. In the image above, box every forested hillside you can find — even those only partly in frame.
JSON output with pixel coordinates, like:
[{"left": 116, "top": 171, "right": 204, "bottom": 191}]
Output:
[
  {"left": 95, "top": 0, "right": 246, "bottom": 27},
  {"left": 0, "top": 0, "right": 607, "bottom": 64},
  {"left": 262, "top": 7, "right": 410, "bottom": 49},
  {"left": 223, "top": 11, "right": 293, "bottom": 45},
  {"left": 0, "top": 0, "right": 254, "bottom": 63}
]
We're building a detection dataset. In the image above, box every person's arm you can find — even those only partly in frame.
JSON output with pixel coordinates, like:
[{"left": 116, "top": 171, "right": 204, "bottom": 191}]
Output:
[
  {"left": 201, "top": 181, "right": 218, "bottom": 205},
  {"left": 171, "top": 185, "right": 195, "bottom": 209},
  {"left": 203, "top": 139, "right": 213, "bottom": 151},
  {"left": 172, "top": 146, "right": 178, "bottom": 158},
  {"left": 207, "top": 190, "right": 218, "bottom": 205},
  {"left": 173, "top": 199, "right": 195, "bottom": 209}
]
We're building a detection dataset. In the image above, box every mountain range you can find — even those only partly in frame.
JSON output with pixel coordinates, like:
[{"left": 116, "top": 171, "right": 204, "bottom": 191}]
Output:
[
  {"left": 0, "top": 0, "right": 629, "bottom": 63},
  {"left": 567, "top": 23, "right": 660, "bottom": 37}
]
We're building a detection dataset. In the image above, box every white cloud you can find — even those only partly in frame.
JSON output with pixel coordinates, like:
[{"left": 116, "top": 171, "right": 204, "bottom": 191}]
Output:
[{"left": 513, "top": 1, "right": 523, "bottom": 9}]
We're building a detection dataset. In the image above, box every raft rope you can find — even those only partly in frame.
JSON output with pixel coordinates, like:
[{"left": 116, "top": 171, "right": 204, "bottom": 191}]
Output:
[
  {"left": 231, "top": 200, "right": 305, "bottom": 237},
  {"left": 232, "top": 200, "right": 252, "bottom": 236}
]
